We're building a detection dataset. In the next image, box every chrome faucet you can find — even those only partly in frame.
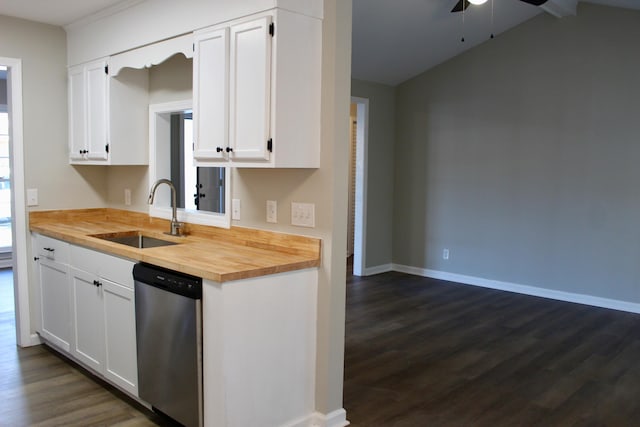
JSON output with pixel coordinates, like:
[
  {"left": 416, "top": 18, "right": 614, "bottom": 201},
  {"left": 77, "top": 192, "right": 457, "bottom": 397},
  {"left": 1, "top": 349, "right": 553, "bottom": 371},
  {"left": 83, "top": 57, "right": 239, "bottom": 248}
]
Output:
[{"left": 148, "top": 179, "right": 185, "bottom": 236}]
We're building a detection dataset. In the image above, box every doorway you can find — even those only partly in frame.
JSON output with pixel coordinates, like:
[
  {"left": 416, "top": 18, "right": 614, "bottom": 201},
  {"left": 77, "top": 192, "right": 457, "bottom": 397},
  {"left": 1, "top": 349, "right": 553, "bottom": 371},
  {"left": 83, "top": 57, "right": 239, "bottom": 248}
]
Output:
[
  {"left": 0, "top": 67, "right": 12, "bottom": 267},
  {"left": 350, "top": 97, "right": 369, "bottom": 276},
  {"left": 1, "top": 57, "right": 32, "bottom": 347}
]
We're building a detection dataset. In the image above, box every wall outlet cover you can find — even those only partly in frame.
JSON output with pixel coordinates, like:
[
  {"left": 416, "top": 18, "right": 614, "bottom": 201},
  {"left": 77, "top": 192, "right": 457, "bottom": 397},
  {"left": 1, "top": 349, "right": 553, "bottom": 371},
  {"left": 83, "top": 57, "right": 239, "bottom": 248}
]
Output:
[
  {"left": 291, "top": 202, "right": 315, "bottom": 227},
  {"left": 232, "top": 198, "right": 241, "bottom": 220},
  {"left": 27, "top": 188, "right": 38, "bottom": 206},
  {"left": 266, "top": 200, "right": 277, "bottom": 223}
]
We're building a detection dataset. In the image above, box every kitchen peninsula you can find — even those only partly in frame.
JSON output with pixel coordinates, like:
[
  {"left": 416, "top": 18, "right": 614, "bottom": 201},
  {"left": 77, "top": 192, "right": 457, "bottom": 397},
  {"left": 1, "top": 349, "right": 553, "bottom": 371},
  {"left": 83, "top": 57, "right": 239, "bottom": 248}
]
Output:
[{"left": 30, "top": 208, "right": 321, "bottom": 426}]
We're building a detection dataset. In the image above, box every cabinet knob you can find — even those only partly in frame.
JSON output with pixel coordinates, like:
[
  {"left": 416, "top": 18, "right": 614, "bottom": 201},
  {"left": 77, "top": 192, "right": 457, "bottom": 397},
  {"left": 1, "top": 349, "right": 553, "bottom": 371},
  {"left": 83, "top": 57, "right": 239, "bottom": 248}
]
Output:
[
  {"left": 226, "top": 147, "right": 233, "bottom": 153},
  {"left": 34, "top": 257, "right": 40, "bottom": 261},
  {"left": 216, "top": 147, "right": 223, "bottom": 153}
]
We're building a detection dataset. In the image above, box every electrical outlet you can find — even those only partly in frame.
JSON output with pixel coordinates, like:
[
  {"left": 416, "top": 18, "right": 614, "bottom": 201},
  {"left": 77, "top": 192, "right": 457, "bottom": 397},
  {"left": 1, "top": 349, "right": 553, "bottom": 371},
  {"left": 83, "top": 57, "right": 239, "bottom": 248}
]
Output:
[
  {"left": 27, "top": 188, "right": 38, "bottom": 206},
  {"left": 124, "top": 189, "right": 131, "bottom": 206},
  {"left": 443, "top": 249, "right": 450, "bottom": 260},
  {"left": 232, "top": 199, "right": 241, "bottom": 220},
  {"left": 291, "top": 202, "right": 315, "bottom": 227},
  {"left": 266, "top": 200, "right": 277, "bottom": 223}
]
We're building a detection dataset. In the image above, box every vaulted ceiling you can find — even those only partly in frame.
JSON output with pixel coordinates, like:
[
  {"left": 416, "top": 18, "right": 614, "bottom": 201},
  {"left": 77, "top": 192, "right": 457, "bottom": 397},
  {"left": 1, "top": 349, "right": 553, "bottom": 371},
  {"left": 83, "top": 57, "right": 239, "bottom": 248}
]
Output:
[
  {"left": 0, "top": 0, "right": 639, "bottom": 87},
  {"left": 352, "top": 0, "right": 640, "bottom": 85}
]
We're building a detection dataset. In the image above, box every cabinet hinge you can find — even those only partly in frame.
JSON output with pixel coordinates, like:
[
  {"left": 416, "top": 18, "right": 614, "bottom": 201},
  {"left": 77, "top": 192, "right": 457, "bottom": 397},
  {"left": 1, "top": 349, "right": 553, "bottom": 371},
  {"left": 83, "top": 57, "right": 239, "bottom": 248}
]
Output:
[
  {"left": 267, "top": 138, "right": 273, "bottom": 152},
  {"left": 104, "top": 65, "right": 109, "bottom": 74},
  {"left": 105, "top": 143, "right": 109, "bottom": 153},
  {"left": 269, "top": 23, "right": 275, "bottom": 37}
]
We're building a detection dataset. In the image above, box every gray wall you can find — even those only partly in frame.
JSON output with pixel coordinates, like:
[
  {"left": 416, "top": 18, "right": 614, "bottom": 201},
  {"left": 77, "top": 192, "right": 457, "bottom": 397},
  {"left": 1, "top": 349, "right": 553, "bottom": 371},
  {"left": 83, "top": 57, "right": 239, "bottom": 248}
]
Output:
[
  {"left": 0, "top": 14, "right": 108, "bottom": 210},
  {"left": 106, "top": 54, "right": 193, "bottom": 212},
  {"left": 393, "top": 4, "right": 640, "bottom": 302},
  {"left": 351, "top": 79, "right": 395, "bottom": 269}
]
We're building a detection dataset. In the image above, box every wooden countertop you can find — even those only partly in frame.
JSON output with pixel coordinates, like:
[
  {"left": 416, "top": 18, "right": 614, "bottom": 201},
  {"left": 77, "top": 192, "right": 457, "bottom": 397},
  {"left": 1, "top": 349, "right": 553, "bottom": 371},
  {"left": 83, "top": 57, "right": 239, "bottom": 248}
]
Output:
[{"left": 30, "top": 209, "right": 321, "bottom": 283}]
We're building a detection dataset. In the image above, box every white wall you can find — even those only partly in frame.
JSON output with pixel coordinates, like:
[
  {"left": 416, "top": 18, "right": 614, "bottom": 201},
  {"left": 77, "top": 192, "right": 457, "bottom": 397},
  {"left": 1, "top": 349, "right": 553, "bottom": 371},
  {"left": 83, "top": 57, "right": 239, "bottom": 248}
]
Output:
[{"left": 394, "top": 4, "right": 640, "bottom": 304}]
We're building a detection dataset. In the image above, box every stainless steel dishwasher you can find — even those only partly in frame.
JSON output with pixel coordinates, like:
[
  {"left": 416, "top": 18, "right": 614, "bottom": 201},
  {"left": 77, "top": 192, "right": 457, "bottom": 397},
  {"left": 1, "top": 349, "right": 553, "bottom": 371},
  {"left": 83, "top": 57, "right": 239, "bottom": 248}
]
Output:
[{"left": 133, "top": 263, "right": 203, "bottom": 427}]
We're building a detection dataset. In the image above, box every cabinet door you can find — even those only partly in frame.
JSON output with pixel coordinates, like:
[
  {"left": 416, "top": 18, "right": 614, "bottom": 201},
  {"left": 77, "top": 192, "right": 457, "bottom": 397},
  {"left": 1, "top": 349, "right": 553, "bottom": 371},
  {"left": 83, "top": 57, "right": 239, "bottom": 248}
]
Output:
[
  {"left": 38, "top": 258, "right": 72, "bottom": 352},
  {"left": 103, "top": 279, "right": 138, "bottom": 396},
  {"left": 70, "top": 267, "right": 105, "bottom": 372},
  {"left": 85, "top": 60, "right": 109, "bottom": 161},
  {"left": 68, "top": 65, "right": 86, "bottom": 161},
  {"left": 194, "top": 28, "right": 228, "bottom": 161},
  {"left": 229, "top": 17, "right": 272, "bottom": 161}
]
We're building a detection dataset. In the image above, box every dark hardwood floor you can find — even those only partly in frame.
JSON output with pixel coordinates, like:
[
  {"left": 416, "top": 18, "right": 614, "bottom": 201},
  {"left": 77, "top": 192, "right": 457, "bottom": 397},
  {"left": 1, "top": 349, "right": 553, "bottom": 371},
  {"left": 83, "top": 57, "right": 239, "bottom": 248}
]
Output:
[
  {"left": 4, "top": 263, "right": 640, "bottom": 426},
  {"left": 343, "top": 270, "right": 640, "bottom": 426},
  {"left": 0, "top": 268, "right": 174, "bottom": 427}
]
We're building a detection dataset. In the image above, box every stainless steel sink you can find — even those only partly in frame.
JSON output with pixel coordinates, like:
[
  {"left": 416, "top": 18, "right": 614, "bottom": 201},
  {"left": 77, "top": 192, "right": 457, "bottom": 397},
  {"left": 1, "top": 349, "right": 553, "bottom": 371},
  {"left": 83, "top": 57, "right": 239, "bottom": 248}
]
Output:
[{"left": 91, "top": 231, "right": 179, "bottom": 249}]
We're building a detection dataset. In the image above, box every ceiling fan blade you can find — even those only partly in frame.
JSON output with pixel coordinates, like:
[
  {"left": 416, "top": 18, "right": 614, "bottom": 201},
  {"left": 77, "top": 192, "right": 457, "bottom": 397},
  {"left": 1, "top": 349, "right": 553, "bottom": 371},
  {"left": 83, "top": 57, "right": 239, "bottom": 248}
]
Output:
[
  {"left": 518, "top": 0, "right": 549, "bottom": 5},
  {"left": 451, "top": 0, "right": 470, "bottom": 13}
]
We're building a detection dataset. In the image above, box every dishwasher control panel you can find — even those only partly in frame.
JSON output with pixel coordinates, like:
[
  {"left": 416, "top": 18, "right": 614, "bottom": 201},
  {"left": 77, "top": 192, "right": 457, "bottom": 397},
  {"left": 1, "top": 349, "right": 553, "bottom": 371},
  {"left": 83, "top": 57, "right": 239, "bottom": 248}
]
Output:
[{"left": 133, "top": 263, "right": 202, "bottom": 299}]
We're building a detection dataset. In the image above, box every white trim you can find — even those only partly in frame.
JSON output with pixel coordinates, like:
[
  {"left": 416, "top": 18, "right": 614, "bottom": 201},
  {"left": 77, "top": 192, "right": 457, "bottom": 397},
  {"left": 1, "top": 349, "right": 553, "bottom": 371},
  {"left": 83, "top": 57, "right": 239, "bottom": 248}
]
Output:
[
  {"left": 363, "top": 263, "right": 393, "bottom": 276},
  {"left": 309, "top": 409, "right": 349, "bottom": 427},
  {"left": 1, "top": 57, "right": 32, "bottom": 347},
  {"left": 282, "top": 409, "right": 349, "bottom": 427},
  {"left": 351, "top": 97, "right": 368, "bottom": 277},
  {"left": 148, "top": 100, "right": 231, "bottom": 229},
  {"left": 392, "top": 264, "right": 640, "bottom": 315}
]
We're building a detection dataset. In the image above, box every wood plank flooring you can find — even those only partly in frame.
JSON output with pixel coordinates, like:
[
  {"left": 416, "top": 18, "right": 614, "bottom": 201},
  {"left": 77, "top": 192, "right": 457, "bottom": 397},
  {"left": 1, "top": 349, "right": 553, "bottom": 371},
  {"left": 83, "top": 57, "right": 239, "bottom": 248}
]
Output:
[
  {"left": 4, "top": 265, "right": 640, "bottom": 426},
  {"left": 0, "top": 269, "right": 175, "bottom": 427},
  {"left": 343, "top": 271, "right": 640, "bottom": 426}
]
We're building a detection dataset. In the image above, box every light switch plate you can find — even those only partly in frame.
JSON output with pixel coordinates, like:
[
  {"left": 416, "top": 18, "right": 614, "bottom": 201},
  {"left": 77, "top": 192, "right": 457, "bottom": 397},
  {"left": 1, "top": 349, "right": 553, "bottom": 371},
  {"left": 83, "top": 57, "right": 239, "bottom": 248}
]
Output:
[
  {"left": 291, "top": 202, "right": 315, "bottom": 227},
  {"left": 124, "top": 189, "right": 132, "bottom": 206},
  {"left": 232, "top": 199, "right": 241, "bottom": 220},
  {"left": 266, "top": 200, "right": 277, "bottom": 223},
  {"left": 27, "top": 188, "right": 38, "bottom": 206}
]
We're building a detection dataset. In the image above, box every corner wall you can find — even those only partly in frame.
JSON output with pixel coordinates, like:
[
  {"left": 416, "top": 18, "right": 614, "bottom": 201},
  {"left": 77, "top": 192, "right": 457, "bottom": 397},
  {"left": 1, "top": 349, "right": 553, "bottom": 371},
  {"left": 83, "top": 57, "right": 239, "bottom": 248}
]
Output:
[
  {"left": 350, "top": 79, "right": 395, "bottom": 270},
  {"left": 0, "top": 15, "right": 107, "bottom": 211},
  {"left": 393, "top": 4, "right": 640, "bottom": 304}
]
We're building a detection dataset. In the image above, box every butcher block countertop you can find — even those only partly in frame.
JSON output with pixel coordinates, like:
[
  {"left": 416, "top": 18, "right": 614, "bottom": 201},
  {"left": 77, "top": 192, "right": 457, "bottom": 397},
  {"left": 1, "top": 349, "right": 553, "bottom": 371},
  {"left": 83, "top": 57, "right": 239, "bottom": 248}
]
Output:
[{"left": 30, "top": 209, "right": 321, "bottom": 283}]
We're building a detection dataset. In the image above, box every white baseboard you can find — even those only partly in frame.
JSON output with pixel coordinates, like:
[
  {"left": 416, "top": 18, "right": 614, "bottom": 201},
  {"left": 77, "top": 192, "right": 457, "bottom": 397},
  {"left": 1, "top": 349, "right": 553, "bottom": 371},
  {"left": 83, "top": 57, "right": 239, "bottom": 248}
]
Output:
[
  {"left": 362, "top": 263, "right": 392, "bottom": 276},
  {"left": 310, "top": 409, "right": 349, "bottom": 427},
  {"left": 27, "top": 333, "right": 42, "bottom": 347},
  {"left": 284, "top": 409, "right": 349, "bottom": 427},
  {"left": 392, "top": 263, "right": 640, "bottom": 314}
]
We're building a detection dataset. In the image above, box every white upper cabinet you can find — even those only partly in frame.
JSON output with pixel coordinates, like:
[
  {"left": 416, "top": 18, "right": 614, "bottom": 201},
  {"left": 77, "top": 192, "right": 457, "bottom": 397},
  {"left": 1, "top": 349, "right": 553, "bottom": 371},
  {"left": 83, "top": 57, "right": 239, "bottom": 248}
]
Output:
[
  {"left": 193, "top": 28, "right": 228, "bottom": 161},
  {"left": 69, "top": 58, "right": 109, "bottom": 162},
  {"left": 193, "top": 9, "right": 321, "bottom": 168},
  {"left": 68, "top": 58, "right": 149, "bottom": 165},
  {"left": 228, "top": 16, "right": 272, "bottom": 162}
]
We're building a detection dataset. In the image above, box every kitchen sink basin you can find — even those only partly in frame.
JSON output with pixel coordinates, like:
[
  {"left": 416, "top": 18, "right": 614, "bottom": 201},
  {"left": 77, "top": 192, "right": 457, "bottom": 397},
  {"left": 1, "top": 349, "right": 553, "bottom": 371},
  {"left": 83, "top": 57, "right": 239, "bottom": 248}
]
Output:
[{"left": 91, "top": 231, "right": 179, "bottom": 249}]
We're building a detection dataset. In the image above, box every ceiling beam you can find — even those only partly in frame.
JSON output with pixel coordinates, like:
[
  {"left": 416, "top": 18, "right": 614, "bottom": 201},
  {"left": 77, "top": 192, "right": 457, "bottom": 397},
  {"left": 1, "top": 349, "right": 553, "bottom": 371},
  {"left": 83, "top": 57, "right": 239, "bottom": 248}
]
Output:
[{"left": 541, "top": 0, "right": 578, "bottom": 17}]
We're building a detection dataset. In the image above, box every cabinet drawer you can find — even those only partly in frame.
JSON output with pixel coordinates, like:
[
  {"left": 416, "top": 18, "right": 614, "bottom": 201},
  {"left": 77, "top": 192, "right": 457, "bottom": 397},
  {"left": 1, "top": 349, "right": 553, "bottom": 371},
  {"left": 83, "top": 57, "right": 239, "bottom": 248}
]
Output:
[
  {"left": 35, "top": 235, "right": 69, "bottom": 264},
  {"left": 70, "top": 245, "right": 135, "bottom": 289},
  {"left": 100, "top": 255, "right": 135, "bottom": 289}
]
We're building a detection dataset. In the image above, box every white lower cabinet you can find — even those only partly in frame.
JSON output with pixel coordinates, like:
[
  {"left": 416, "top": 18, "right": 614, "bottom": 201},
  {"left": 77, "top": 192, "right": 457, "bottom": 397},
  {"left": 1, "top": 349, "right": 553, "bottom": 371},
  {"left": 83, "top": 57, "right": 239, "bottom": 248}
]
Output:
[
  {"left": 33, "top": 233, "right": 138, "bottom": 397},
  {"left": 70, "top": 245, "right": 138, "bottom": 396},
  {"left": 102, "top": 278, "right": 137, "bottom": 394},
  {"left": 37, "top": 257, "right": 72, "bottom": 352},
  {"left": 70, "top": 267, "right": 105, "bottom": 372},
  {"left": 34, "top": 234, "right": 72, "bottom": 352}
]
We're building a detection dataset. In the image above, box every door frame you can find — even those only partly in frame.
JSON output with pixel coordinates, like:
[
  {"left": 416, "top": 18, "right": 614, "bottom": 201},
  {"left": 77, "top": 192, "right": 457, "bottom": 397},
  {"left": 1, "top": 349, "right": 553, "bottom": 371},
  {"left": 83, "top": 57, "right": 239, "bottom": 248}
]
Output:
[
  {"left": 2, "top": 57, "right": 35, "bottom": 347},
  {"left": 351, "top": 97, "right": 369, "bottom": 276}
]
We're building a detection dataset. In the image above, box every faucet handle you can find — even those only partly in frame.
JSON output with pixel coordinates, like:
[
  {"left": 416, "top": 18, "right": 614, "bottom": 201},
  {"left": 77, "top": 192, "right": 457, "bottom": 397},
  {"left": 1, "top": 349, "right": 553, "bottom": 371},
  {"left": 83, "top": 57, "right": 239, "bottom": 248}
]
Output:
[{"left": 170, "top": 220, "right": 186, "bottom": 237}]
